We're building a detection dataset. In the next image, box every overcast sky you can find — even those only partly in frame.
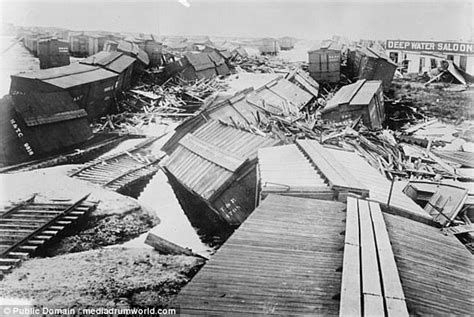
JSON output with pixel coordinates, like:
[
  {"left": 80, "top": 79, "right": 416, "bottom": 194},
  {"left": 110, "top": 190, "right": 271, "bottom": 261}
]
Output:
[{"left": 1, "top": 0, "right": 472, "bottom": 41}]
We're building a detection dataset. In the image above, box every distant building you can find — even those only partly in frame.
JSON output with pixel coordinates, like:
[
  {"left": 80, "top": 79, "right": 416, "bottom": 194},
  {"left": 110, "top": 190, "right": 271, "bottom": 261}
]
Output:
[
  {"left": 386, "top": 39, "right": 474, "bottom": 75},
  {"left": 259, "top": 38, "right": 280, "bottom": 55}
]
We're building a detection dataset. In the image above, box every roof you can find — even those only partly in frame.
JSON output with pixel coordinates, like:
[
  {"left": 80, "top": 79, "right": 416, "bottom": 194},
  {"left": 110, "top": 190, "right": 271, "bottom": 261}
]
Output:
[
  {"left": 176, "top": 195, "right": 346, "bottom": 315},
  {"left": 324, "top": 79, "right": 382, "bottom": 111},
  {"left": 184, "top": 52, "right": 215, "bottom": 72},
  {"left": 44, "top": 68, "right": 118, "bottom": 89},
  {"left": 258, "top": 144, "right": 331, "bottom": 196},
  {"left": 309, "top": 39, "right": 342, "bottom": 52},
  {"left": 322, "top": 144, "right": 432, "bottom": 223},
  {"left": 257, "top": 77, "right": 313, "bottom": 111},
  {"left": 81, "top": 51, "right": 136, "bottom": 74},
  {"left": 162, "top": 120, "right": 279, "bottom": 202},
  {"left": 117, "top": 40, "right": 149, "bottom": 65},
  {"left": 288, "top": 69, "right": 320, "bottom": 98},
  {"left": 206, "top": 50, "right": 225, "bottom": 66},
  {"left": 12, "top": 63, "right": 97, "bottom": 80},
  {"left": 359, "top": 46, "right": 397, "bottom": 66},
  {"left": 12, "top": 92, "right": 87, "bottom": 127},
  {"left": 383, "top": 212, "right": 473, "bottom": 315}
]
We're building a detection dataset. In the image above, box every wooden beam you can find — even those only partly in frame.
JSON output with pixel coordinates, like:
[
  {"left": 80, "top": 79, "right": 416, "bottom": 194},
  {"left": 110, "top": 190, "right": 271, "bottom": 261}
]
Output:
[
  {"left": 358, "top": 199, "right": 384, "bottom": 314},
  {"left": 339, "top": 197, "right": 361, "bottom": 317},
  {"left": 179, "top": 134, "right": 246, "bottom": 172},
  {"left": 369, "top": 202, "right": 409, "bottom": 316}
]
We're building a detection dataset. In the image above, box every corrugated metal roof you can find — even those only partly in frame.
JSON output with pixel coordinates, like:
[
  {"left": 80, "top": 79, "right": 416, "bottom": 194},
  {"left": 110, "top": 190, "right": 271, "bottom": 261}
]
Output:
[
  {"left": 43, "top": 68, "right": 118, "bottom": 89},
  {"left": 184, "top": 52, "right": 215, "bottom": 72},
  {"left": 81, "top": 51, "right": 136, "bottom": 74},
  {"left": 163, "top": 120, "right": 279, "bottom": 201},
  {"left": 384, "top": 212, "right": 473, "bottom": 315},
  {"left": 258, "top": 144, "right": 330, "bottom": 194}
]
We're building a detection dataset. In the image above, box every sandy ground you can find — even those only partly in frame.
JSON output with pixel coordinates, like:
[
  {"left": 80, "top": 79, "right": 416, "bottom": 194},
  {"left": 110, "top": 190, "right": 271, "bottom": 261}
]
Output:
[
  {"left": 0, "top": 164, "right": 206, "bottom": 308},
  {"left": 0, "top": 247, "right": 204, "bottom": 309}
]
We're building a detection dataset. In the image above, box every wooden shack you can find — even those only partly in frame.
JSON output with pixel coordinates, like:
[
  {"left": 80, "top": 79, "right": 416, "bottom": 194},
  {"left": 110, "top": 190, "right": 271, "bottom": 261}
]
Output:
[
  {"left": 0, "top": 92, "right": 92, "bottom": 165},
  {"left": 10, "top": 63, "right": 119, "bottom": 121},
  {"left": 259, "top": 38, "right": 280, "bottom": 55},
  {"left": 278, "top": 36, "right": 296, "bottom": 50},
  {"left": 308, "top": 40, "right": 342, "bottom": 83},
  {"left": 37, "top": 38, "right": 70, "bottom": 69},
  {"left": 143, "top": 39, "right": 163, "bottom": 67},
  {"left": 178, "top": 52, "right": 218, "bottom": 81},
  {"left": 81, "top": 51, "right": 136, "bottom": 90},
  {"left": 161, "top": 120, "right": 280, "bottom": 227},
  {"left": 69, "top": 32, "right": 90, "bottom": 57},
  {"left": 321, "top": 79, "right": 385, "bottom": 129},
  {"left": 347, "top": 46, "right": 397, "bottom": 91}
]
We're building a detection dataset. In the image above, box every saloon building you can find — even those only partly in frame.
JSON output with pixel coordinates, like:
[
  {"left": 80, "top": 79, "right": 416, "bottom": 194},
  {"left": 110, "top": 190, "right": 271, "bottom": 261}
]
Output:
[{"left": 386, "top": 39, "right": 474, "bottom": 75}]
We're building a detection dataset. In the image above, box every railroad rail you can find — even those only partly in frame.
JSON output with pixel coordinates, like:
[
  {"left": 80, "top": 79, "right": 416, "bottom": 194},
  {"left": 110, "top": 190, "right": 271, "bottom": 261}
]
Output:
[
  {"left": 69, "top": 136, "right": 165, "bottom": 192},
  {"left": 0, "top": 194, "right": 96, "bottom": 277}
]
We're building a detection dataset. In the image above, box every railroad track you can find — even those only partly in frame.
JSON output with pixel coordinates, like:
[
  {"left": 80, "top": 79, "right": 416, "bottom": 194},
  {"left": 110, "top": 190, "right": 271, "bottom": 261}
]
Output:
[
  {"left": 69, "top": 136, "right": 165, "bottom": 192},
  {"left": 0, "top": 194, "right": 96, "bottom": 277}
]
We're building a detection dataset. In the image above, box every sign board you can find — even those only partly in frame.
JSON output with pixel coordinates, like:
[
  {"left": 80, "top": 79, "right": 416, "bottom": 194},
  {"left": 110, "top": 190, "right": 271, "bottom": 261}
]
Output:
[{"left": 386, "top": 40, "right": 474, "bottom": 55}]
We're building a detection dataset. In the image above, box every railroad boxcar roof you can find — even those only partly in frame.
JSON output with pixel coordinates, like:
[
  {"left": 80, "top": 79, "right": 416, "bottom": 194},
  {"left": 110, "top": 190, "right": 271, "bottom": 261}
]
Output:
[
  {"left": 12, "top": 63, "right": 97, "bottom": 80},
  {"left": 81, "top": 51, "right": 136, "bottom": 74},
  {"left": 117, "top": 40, "right": 149, "bottom": 65},
  {"left": 184, "top": 52, "right": 216, "bottom": 72},
  {"left": 324, "top": 79, "right": 381, "bottom": 111},
  {"left": 309, "top": 39, "right": 342, "bottom": 52}
]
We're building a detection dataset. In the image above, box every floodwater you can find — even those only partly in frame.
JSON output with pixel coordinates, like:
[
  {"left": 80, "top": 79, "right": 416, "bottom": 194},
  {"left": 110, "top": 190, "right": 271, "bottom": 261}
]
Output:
[{"left": 1, "top": 37, "right": 233, "bottom": 258}]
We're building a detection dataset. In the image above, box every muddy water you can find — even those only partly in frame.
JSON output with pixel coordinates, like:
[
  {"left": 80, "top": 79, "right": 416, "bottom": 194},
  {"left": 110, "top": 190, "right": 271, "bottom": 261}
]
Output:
[{"left": 118, "top": 125, "right": 234, "bottom": 258}]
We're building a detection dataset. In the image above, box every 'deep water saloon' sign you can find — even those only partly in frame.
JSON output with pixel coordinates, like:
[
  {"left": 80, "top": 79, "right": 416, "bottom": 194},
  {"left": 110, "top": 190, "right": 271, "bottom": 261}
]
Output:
[{"left": 386, "top": 40, "right": 474, "bottom": 55}]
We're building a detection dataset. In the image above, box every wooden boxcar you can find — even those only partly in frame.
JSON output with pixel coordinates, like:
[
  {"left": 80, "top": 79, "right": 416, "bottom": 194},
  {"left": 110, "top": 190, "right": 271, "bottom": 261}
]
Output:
[
  {"left": 206, "top": 51, "right": 230, "bottom": 76},
  {"left": 69, "top": 32, "right": 90, "bottom": 57},
  {"left": 278, "top": 36, "right": 296, "bottom": 50},
  {"left": 10, "top": 63, "right": 119, "bottom": 121},
  {"left": 0, "top": 92, "right": 92, "bottom": 165},
  {"left": 321, "top": 79, "right": 385, "bottom": 129},
  {"left": 162, "top": 120, "right": 280, "bottom": 227},
  {"left": 308, "top": 40, "right": 342, "bottom": 83},
  {"left": 81, "top": 51, "right": 136, "bottom": 91},
  {"left": 37, "top": 38, "right": 70, "bottom": 69},
  {"left": 347, "top": 46, "right": 397, "bottom": 91},
  {"left": 259, "top": 38, "right": 280, "bottom": 55}
]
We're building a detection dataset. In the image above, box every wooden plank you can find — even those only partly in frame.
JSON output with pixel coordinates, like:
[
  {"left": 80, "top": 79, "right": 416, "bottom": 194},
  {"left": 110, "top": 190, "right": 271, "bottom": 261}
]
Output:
[
  {"left": 296, "top": 140, "right": 369, "bottom": 196},
  {"left": 179, "top": 134, "right": 246, "bottom": 172},
  {"left": 363, "top": 293, "right": 385, "bottom": 317},
  {"left": 369, "top": 202, "right": 407, "bottom": 310},
  {"left": 340, "top": 244, "right": 361, "bottom": 317},
  {"left": 345, "top": 197, "right": 359, "bottom": 246},
  {"left": 386, "top": 298, "right": 410, "bottom": 317},
  {"left": 443, "top": 224, "right": 474, "bottom": 235},
  {"left": 358, "top": 200, "right": 382, "bottom": 297}
]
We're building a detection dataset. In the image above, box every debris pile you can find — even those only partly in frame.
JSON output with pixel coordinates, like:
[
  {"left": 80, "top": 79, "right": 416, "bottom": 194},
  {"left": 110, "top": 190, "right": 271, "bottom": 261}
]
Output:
[{"left": 94, "top": 77, "right": 229, "bottom": 133}]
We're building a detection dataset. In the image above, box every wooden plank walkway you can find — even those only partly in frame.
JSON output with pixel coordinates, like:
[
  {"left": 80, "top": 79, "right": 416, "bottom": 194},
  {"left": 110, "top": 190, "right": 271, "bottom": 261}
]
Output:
[
  {"left": 340, "top": 197, "right": 408, "bottom": 317},
  {"left": 175, "top": 195, "right": 346, "bottom": 315}
]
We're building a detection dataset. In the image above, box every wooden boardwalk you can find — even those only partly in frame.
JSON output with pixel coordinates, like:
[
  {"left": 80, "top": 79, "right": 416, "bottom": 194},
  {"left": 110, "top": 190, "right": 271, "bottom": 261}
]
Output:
[{"left": 175, "top": 195, "right": 346, "bottom": 315}]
